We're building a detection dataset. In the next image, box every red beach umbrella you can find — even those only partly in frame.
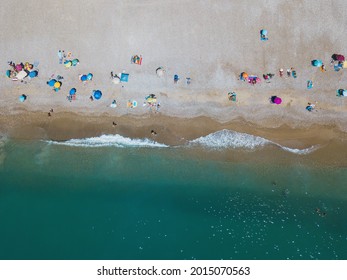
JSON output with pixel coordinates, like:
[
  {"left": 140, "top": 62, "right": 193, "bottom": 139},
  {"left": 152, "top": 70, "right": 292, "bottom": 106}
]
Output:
[{"left": 274, "top": 97, "right": 282, "bottom": 104}]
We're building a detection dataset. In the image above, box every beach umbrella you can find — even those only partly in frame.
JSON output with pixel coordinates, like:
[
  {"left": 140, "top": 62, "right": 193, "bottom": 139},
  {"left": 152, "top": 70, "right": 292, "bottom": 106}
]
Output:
[
  {"left": 64, "top": 60, "right": 72, "bottom": 68},
  {"left": 240, "top": 72, "right": 248, "bottom": 81},
  {"left": 311, "top": 60, "right": 323, "bottom": 67},
  {"left": 112, "top": 76, "right": 120, "bottom": 84},
  {"left": 29, "top": 70, "right": 38, "bottom": 78},
  {"left": 47, "top": 79, "right": 57, "bottom": 87},
  {"left": 72, "top": 59, "right": 79, "bottom": 66},
  {"left": 337, "top": 89, "right": 347, "bottom": 97},
  {"left": 120, "top": 73, "right": 129, "bottom": 82},
  {"left": 146, "top": 97, "right": 157, "bottom": 104},
  {"left": 80, "top": 75, "right": 87, "bottom": 81},
  {"left": 19, "top": 94, "right": 27, "bottom": 102},
  {"left": 332, "top": 54, "right": 345, "bottom": 61},
  {"left": 274, "top": 97, "right": 282, "bottom": 104},
  {"left": 93, "top": 90, "right": 102, "bottom": 100},
  {"left": 6, "top": 70, "right": 11, "bottom": 78},
  {"left": 54, "top": 81, "right": 62, "bottom": 88},
  {"left": 16, "top": 70, "right": 28, "bottom": 80},
  {"left": 69, "top": 88, "right": 77, "bottom": 95},
  {"left": 156, "top": 67, "right": 165, "bottom": 77},
  {"left": 15, "top": 64, "right": 23, "bottom": 71},
  {"left": 87, "top": 73, "right": 93, "bottom": 80},
  {"left": 260, "top": 29, "right": 268, "bottom": 36}
]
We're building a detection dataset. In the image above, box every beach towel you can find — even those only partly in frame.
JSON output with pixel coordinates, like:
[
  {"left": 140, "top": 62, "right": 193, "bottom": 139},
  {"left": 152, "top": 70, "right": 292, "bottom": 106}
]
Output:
[{"left": 120, "top": 73, "right": 129, "bottom": 82}]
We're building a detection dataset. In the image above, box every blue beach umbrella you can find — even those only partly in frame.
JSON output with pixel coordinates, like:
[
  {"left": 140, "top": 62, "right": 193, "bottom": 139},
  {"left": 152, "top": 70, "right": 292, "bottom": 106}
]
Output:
[
  {"left": 29, "top": 70, "right": 38, "bottom": 78},
  {"left": 311, "top": 60, "right": 323, "bottom": 67},
  {"left": 80, "top": 75, "right": 87, "bottom": 81},
  {"left": 260, "top": 29, "right": 268, "bottom": 36},
  {"left": 47, "top": 79, "right": 57, "bottom": 87},
  {"left": 72, "top": 59, "right": 79, "bottom": 66},
  {"left": 93, "top": 90, "right": 102, "bottom": 100},
  {"left": 69, "top": 88, "right": 77, "bottom": 95},
  {"left": 6, "top": 70, "right": 11, "bottom": 78},
  {"left": 19, "top": 94, "right": 27, "bottom": 102},
  {"left": 87, "top": 73, "right": 93, "bottom": 80}
]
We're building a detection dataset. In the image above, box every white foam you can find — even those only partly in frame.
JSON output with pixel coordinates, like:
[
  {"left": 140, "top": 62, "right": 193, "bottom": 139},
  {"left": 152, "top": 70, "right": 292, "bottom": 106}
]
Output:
[
  {"left": 279, "top": 146, "right": 319, "bottom": 155},
  {"left": 189, "top": 129, "right": 270, "bottom": 149},
  {"left": 188, "top": 129, "right": 319, "bottom": 154},
  {"left": 46, "top": 134, "right": 168, "bottom": 148}
]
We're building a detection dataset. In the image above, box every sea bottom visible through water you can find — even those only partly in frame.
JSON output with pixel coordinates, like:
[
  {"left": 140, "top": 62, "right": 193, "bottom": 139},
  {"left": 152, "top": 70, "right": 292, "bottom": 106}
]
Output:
[{"left": 0, "top": 135, "right": 346, "bottom": 260}]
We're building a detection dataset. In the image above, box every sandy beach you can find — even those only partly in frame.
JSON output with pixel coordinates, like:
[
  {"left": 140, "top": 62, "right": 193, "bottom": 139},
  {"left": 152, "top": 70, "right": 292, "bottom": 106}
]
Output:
[{"left": 1, "top": 0, "right": 347, "bottom": 146}]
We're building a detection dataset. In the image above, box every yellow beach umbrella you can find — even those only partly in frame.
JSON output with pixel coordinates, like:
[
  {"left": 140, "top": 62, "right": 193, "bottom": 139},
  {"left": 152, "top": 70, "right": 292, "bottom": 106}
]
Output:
[
  {"left": 64, "top": 61, "right": 72, "bottom": 68},
  {"left": 54, "top": 81, "right": 61, "bottom": 88},
  {"left": 146, "top": 97, "right": 157, "bottom": 104}
]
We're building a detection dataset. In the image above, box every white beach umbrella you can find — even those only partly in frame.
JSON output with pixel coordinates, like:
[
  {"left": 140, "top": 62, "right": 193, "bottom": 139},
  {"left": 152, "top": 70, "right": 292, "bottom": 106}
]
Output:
[
  {"left": 156, "top": 67, "right": 165, "bottom": 77},
  {"left": 112, "top": 76, "right": 120, "bottom": 84}
]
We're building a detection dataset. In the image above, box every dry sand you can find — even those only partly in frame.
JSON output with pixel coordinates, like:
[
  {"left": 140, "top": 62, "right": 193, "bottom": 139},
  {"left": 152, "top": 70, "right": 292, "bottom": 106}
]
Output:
[{"left": 1, "top": 0, "right": 347, "bottom": 145}]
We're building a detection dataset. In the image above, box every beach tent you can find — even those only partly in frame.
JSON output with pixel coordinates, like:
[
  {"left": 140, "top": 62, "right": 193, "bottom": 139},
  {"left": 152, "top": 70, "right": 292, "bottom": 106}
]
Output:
[
  {"left": 332, "top": 54, "right": 345, "bottom": 62},
  {"left": 19, "top": 94, "right": 27, "bottom": 102},
  {"left": 72, "top": 59, "right": 79, "bottom": 66},
  {"left": 69, "top": 88, "right": 77, "bottom": 95},
  {"left": 16, "top": 70, "right": 28, "bottom": 80},
  {"left": 156, "top": 67, "right": 165, "bottom": 77},
  {"left": 29, "top": 70, "right": 38, "bottom": 78},
  {"left": 120, "top": 73, "right": 129, "bottom": 82},
  {"left": 311, "top": 60, "right": 323, "bottom": 67},
  {"left": 112, "top": 76, "right": 120, "bottom": 84},
  {"left": 87, "top": 73, "right": 93, "bottom": 80},
  {"left": 80, "top": 75, "right": 87, "bottom": 81},
  {"left": 6, "top": 70, "right": 11, "bottom": 78},
  {"left": 93, "top": 90, "right": 102, "bottom": 100}
]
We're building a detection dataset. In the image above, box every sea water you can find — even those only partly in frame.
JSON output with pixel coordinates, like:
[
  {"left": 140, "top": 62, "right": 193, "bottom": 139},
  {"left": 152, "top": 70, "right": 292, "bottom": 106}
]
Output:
[{"left": 0, "top": 131, "right": 346, "bottom": 260}]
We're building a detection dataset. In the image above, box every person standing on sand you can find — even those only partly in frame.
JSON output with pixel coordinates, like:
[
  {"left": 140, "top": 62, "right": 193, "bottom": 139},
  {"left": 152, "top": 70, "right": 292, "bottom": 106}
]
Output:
[
  {"left": 286, "top": 69, "right": 291, "bottom": 78},
  {"left": 279, "top": 68, "right": 284, "bottom": 77}
]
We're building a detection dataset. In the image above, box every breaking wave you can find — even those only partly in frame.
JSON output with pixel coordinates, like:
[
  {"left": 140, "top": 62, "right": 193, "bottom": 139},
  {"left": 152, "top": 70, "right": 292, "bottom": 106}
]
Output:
[
  {"left": 46, "top": 130, "right": 319, "bottom": 154},
  {"left": 46, "top": 134, "right": 168, "bottom": 148},
  {"left": 188, "top": 129, "right": 318, "bottom": 155}
]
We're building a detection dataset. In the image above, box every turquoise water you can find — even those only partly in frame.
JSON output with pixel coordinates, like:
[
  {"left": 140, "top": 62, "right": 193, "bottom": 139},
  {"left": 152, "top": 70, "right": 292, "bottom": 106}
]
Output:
[{"left": 0, "top": 138, "right": 346, "bottom": 260}]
